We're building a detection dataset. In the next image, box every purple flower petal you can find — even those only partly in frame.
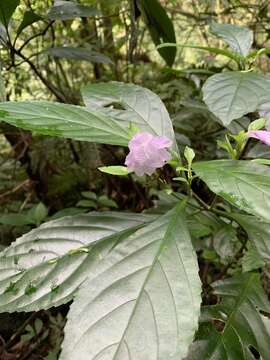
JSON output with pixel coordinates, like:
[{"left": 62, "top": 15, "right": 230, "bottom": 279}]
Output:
[
  {"left": 125, "top": 132, "right": 172, "bottom": 176},
  {"left": 248, "top": 130, "right": 270, "bottom": 146}
]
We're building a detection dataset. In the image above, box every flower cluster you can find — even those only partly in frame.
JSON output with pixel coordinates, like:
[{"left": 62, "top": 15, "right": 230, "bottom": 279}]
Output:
[{"left": 125, "top": 132, "right": 172, "bottom": 176}]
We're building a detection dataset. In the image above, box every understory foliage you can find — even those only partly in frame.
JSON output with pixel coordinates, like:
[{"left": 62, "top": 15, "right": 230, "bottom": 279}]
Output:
[{"left": 0, "top": 1, "right": 270, "bottom": 359}]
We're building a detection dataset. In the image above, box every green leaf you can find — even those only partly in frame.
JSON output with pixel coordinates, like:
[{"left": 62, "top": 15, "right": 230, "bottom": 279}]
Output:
[
  {"left": 241, "top": 243, "right": 265, "bottom": 272},
  {"left": 0, "top": 212, "right": 154, "bottom": 312},
  {"left": 0, "top": 0, "right": 19, "bottom": 27},
  {"left": 76, "top": 199, "right": 96, "bottom": 208},
  {"left": 27, "top": 202, "right": 48, "bottom": 225},
  {"left": 0, "top": 213, "right": 32, "bottom": 226},
  {"left": 248, "top": 117, "right": 267, "bottom": 131},
  {"left": 49, "top": 207, "right": 87, "bottom": 220},
  {"left": 97, "top": 195, "right": 118, "bottom": 209},
  {"left": 81, "top": 191, "right": 97, "bottom": 200},
  {"left": 81, "top": 82, "right": 177, "bottom": 150},
  {"left": 203, "top": 71, "right": 270, "bottom": 126},
  {"left": 47, "top": 1, "right": 100, "bottom": 20},
  {"left": 17, "top": 10, "right": 43, "bottom": 36},
  {"left": 99, "top": 166, "right": 132, "bottom": 176},
  {"left": 136, "top": 0, "right": 176, "bottom": 66},
  {"left": 252, "top": 158, "right": 270, "bottom": 165},
  {"left": 184, "top": 146, "right": 195, "bottom": 167},
  {"left": 0, "top": 101, "right": 130, "bottom": 146},
  {"left": 210, "top": 22, "right": 253, "bottom": 57},
  {"left": 45, "top": 47, "right": 112, "bottom": 64},
  {"left": 157, "top": 43, "right": 241, "bottom": 63},
  {"left": 193, "top": 160, "right": 270, "bottom": 221},
  {"left": 60, "top": 203, "right": 201, "bottom": 360},
  {"left": 232, "top": 213, "right": 270, "bottom": 262},
  {"left": 0, "top": 70, "right": 5, "bottom": 102},
  {"left": 213, "top": 224, "right": 238, "bottom": 261},
  {"left": 199, "top": 273, "right": 270, "bottom": 359}
]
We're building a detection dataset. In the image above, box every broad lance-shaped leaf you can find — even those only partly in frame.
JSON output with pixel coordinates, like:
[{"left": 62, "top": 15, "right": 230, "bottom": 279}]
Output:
[
  {"left": 136, "top": 0, "right": 176, "bottom": 67},
  {"left": 60, "top": 202, "right": 201, "bottom": 360},
  {"left": 203, "top": 71, "right": 270, "bottom": 125},
  {"left": 198, "top": 273, "right": 270, "bottom": 359},
  {"left": 210, "top": 22, "right": 253, "bottom": 57},
  {"left": 81, "top": 82, "right": 177, "bottom": 150},
  {"left": 193, "top": 160, "right": 270, "bottom": 221},
  {"left": 0, "top": 82, "right": 177, "bottom": 149},
  {"left": 0, "top": 212, "right": 154, "bottom": 312},
  {"left": 0, "top": 101, "right": 130, "bottom": 146}
]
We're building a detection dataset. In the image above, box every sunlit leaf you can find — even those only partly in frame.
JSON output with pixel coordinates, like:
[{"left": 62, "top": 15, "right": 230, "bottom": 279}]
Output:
[
  {"left": 193, "top": 160, "right": 270, "bottom": 221},
  {"left": 0, "top": 212, "right": 154, "bottom": 312},
  {"left": 0, "top": 101, "right": 130, "bottom": 146},
  {"left": 81, "top": 82, "right": 177, "bottom": 150},
  {"left": 203, "top": 71, "right": 270, "bottom": 125},
  {"left": 210, "top": 22, "right": 253, "bottom": 56},
  {"left": 60, "top": 203, "right": 201, "bottom": 360}
]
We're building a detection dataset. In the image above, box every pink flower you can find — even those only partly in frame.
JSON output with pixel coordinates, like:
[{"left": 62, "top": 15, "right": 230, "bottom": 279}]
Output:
[
  {"left": 248, "top": 130, "right": 270, "bottom": 146},
  {"left": 125, "top": 132, "right": 172, "bottom": 176}
]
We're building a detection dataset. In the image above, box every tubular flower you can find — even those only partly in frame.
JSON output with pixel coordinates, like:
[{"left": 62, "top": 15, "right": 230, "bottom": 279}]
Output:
[
  {"left": 125, "top": 132, "right": 172, "bottom": 176},
  {"left": 247, "top": 130, "right": 270, "bottom": 146}
]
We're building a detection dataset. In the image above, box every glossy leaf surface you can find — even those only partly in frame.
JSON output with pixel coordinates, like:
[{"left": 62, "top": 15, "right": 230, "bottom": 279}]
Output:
[
  {"left": 60, "top": 203, "right": 201, "bottom": 360},
  {"left": 81, "top": 82, "right": 176, "bottom": 148},
  {"left": 0, "top": 212, "right": 154, "bottom": 312},
  {"left": 210, "top": 22, "right": 253, "bottom": 56},
  {"left": 0, "top": 101, "right": 130, "bottom": 146},
  {"left": 203, "top": 71, "right": 270, "bottom": 125},
  {"left": 193, "top": 160, "right": 270, "bottom": 221}
]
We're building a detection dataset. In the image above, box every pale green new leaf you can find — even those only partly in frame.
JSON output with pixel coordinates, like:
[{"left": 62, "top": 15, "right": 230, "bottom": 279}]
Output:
[
  {"left": 202, "top": 71, "right": 270, "bottom": 125},
  {"left": 199, "top": 273, "right": 270, "bottom": 359},
  {"left": 81, "top": 82, "right": 177, "bottom": 148},
  {"left": 193, "top": 160, "right": 270, "bottom": 221},
  {"left": 60, "top": 202, "right": 201, "bottom": 360},
  {"left": 99, "top": 166, "right": 132, "bottom": 176},
  {"left": 210, "top": 22, "right": 253, "bottom": 57},
  {"left": 0, "top": 101, "right": 130, "bottom": 146},
  {"left": 0, "top": 212, "right": 154, "bottom": 312}
]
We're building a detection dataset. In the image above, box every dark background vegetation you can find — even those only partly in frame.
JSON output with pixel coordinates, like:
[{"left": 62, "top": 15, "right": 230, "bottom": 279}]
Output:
[{"left": 0, "top": 0, "right": 270, "bottom": 358}]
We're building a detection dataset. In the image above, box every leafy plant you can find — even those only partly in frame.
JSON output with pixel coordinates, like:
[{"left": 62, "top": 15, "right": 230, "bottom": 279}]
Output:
[{"left": 0, "top": 15, "right": 270, "bottom": 360}]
